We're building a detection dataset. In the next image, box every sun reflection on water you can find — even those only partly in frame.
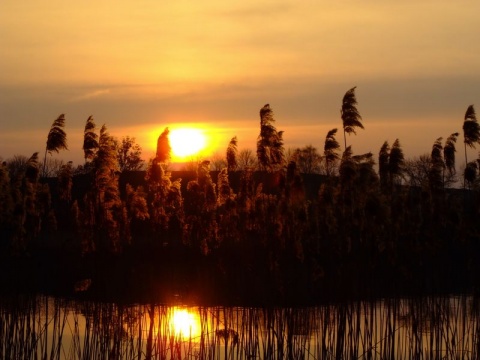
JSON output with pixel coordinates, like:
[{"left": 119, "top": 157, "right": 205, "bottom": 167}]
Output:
[
  {"left": 136, "top": 306, "right": 202, "bottom": 342},
  {"left": 169, "top": 307, "right": 201, "bottom": 339}
]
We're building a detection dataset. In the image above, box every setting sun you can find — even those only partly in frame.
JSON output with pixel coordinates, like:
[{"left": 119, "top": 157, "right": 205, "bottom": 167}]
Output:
[{"left": 169, "top": 128, "right": 206, "bottom": 160}]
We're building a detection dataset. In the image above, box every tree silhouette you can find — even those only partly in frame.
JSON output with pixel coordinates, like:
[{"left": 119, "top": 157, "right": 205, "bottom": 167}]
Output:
[
  {"left": 257, "top": 104, "right": 285, "bottom": 172},
  {"left": 115, "top": 136, "right": 144, "bottom": 171},
  {"left": 462, "top": 105, "right": 480, "bottom": 187},
  {"left": 341, "top": 87, "right": 363, "bottom": 150},
  {"left": 238, "top": 149, "right": 257, "bottom": 170},
  {"left": 43, "top": 114, "right": 67, "bottom": 177},
  {"left": 226, "top": 136, "right": 238, "bottom": 172},
  {"left": 294, "top": 145, "right": 322, "bottom": 174},
  {"left": 42, "top": 158, "right": 66, "bottom": 178},
  {"left": 210, "top": 152, "right": 227, "bottom": 171},
  {"left": 324, "top": 128, "right": 340, "bottom": 177},
  {"left": 404, "top": 154, "right": 431, "bottom": 188},
  {"left": 83, "top": 115, "right": 98, "bottom": 163}
]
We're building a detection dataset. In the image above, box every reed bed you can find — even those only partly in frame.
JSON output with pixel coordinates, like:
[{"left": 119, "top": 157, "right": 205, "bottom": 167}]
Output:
[{"left": 1, "top": 294, "right": 479, "bottom": 359}]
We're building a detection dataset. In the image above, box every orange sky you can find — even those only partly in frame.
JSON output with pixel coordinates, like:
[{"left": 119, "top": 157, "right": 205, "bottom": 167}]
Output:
[{"left": 1, "top": 1, "right": 480, "bottom": 166}]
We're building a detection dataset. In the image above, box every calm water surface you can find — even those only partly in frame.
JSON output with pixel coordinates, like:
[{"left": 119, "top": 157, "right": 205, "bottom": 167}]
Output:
[{"left": 1, "top": 294, "right": 479, "bottom": 359}]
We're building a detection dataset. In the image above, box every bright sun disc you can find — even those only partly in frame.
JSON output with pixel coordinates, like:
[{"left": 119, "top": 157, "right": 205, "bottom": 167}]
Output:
[{"left": 169, "top": 128, "right": 206, "bottom": 159}]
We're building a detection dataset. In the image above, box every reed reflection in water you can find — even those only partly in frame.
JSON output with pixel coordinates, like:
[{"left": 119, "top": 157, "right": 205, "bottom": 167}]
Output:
[{"left": 1, "top": 295, "right": 479, "bottom": 359}]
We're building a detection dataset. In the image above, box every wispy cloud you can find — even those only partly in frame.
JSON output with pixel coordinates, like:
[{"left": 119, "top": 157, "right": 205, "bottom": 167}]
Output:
[{"left": 69, "top": 89, "right": 111, "bottom": 102}]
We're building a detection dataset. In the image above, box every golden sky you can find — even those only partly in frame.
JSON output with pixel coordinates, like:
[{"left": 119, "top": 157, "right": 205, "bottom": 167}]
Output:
[{"left": 1, "top": 1, "right": 480, "bottom": 164}]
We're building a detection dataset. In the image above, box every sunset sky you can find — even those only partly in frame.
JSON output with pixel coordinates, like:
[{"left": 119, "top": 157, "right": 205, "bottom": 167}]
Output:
[{"left": 1, "top": 1, "right": 480, "bottom": 166}]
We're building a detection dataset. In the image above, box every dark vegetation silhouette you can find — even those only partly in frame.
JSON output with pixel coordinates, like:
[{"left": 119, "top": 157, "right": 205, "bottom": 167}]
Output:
[
  {"left": 323, "top": 128, "right": 341, "bottom": 177},
  {"left": 463, "top": 105, "right": 480, "bottom": 188},
  {"left": 156, "top": 127, "right": 171, "bottom": 163},
  {"left": 82, "top": 115, "right": 98, "bottom": 162},
  {"left": 1, "top": 91, "right": 480, "bottom": 305},
  {"left": 115, "top": 136, "right": 145, "bottom": 171},
  {"left": 256, "top": 104, "right": 285, "bottom": 172},
  {"left": 43, "top": 114, "right": 67, "bottom": 177},
  {"left": 341, "top": 86, "right": 363, "bottom": 150},
  {"left": 226, "top": 136, "right": 238, "bottom": 172},
  {"left": 292, "top": 145, "right": 322, "bottom": 174}
]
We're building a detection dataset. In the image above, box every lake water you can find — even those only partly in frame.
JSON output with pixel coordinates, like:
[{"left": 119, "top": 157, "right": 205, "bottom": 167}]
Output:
[{"left": 1, "top": 294, "right": 479, "bottom": 359}]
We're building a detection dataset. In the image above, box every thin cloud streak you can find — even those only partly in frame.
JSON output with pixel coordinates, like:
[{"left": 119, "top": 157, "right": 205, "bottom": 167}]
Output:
[{"left": 69, "top": 89, "right": 111, "bottom": 102}]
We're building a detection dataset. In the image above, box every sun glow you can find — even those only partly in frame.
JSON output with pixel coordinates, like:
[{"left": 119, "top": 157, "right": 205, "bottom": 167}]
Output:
[
  {"left": 170, "top": 308, "right": 200, "bottom": 338},
  {"left": 143, "top": 123, "right": 226, "bottom": 164},
  {"left": 169, "top": 128, "right": 206, "bottom": 160}
]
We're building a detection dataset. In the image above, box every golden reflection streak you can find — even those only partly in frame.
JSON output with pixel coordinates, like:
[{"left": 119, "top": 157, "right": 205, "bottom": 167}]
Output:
[
  {"left": 137, "top": 306, "right": 202, "bottom": 342},
  {"left": 169, "top": 307, "right": 201, "bottom": 339}
]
